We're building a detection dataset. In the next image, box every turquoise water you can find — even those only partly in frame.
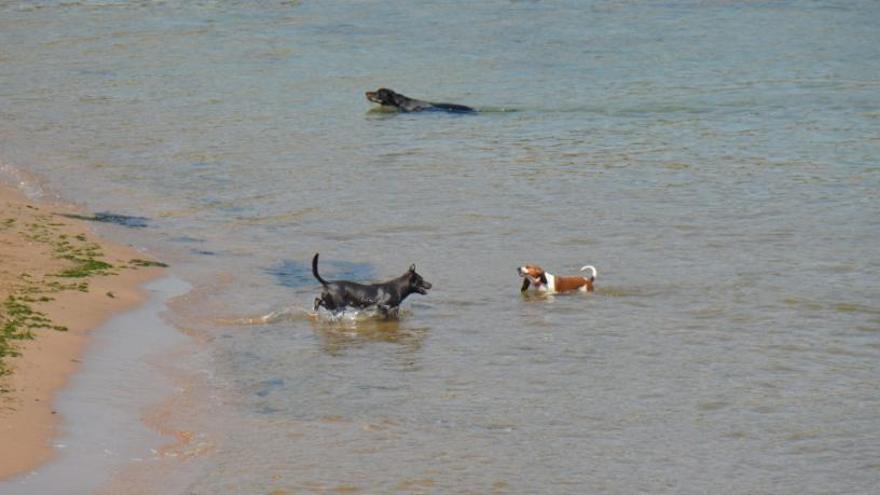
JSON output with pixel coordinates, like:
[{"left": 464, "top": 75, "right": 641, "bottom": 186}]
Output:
[{"left": 1, "top": 1, "right": 879, "bottom": 493}]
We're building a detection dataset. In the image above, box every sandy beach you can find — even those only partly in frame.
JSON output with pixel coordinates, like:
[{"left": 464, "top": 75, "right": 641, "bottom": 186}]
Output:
[{"left": 0, "top": 182, "right": 166, "bottom": 480}]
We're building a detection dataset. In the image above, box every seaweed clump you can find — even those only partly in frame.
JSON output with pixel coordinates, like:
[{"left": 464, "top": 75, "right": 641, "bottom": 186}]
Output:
[{"left": 0, "top": 209, "right": 163, "bottom": 380}]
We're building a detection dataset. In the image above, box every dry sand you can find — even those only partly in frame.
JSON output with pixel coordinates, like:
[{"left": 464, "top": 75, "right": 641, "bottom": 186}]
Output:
[{"left": 0, "top": 182, "right": 166, "bottom": 480}]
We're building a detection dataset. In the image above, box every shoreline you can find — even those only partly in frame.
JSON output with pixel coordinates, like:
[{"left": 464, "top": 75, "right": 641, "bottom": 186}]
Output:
[{"left": 0, "top": 181, "right": 168, "bottom": 480}]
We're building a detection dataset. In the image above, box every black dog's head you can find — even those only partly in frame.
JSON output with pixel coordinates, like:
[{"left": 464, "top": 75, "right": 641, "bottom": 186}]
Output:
[
  {"left": 406, "top": 264, "right": 432, "bottom": 295},
  {"left": 365, "top": 88, "right": 400, "bottom": 106}
]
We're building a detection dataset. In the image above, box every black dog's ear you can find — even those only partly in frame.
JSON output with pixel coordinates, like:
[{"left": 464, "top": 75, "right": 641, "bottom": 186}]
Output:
[{"left": 409, "top": 264, "right": 416, "bottom": 273}]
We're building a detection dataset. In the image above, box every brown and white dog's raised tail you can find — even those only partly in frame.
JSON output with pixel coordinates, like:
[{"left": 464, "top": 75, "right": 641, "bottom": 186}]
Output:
[
  {"left": 518, "top": 264, "right": 597, "bottom": 293},
  {"left": 581, "top": 265, "right": 597, "bottom": 281}
]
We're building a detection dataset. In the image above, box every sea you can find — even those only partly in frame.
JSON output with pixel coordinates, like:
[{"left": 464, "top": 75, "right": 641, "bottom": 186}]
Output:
[{"left": 1, "top": 1, "right": 878, "bottom": 493}]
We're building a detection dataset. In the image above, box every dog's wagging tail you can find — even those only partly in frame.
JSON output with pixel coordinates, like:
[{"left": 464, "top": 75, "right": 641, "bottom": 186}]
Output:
[{"left": 312, "top": 252, "right": 329, "bottom": 287}]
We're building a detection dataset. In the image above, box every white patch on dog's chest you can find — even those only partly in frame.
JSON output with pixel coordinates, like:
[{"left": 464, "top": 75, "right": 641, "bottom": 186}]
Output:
[{"left": 534, "top": 273, "right": 555, "bottom": 292}]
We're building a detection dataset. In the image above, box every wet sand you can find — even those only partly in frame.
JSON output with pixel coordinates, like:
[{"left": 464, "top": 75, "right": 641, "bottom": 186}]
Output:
[{"left": 0, "top": 182, "right": 166, "bottom": 480}]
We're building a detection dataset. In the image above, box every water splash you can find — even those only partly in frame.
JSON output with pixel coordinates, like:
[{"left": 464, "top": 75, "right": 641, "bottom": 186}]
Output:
[{"left": 0, "top": 161, "right": 47, "bottom": 199}]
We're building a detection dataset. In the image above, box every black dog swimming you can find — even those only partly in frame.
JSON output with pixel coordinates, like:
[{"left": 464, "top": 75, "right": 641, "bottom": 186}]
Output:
[
  {"left": 312, "top": 253, "right": 432, "bottom": 316},
  {"left": 365, "top": 88, "right": 476, "bottom": 113}
]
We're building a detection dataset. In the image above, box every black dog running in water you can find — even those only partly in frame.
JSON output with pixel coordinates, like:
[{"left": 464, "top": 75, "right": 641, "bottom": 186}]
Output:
[
  {"left": 312, "top": 253, "right": 432, "bottom": 316},
  {"left": 365, "top": 88, "right": 476, "bottom": 113}
]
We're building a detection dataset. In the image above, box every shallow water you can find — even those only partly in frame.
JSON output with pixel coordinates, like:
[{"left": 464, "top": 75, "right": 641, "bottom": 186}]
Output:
[
  {"left": 1, "top": 0, "right": 879, "bottom": 493},
  {"left": 1, "top": 277, "right": 189, "bottom": 494}
]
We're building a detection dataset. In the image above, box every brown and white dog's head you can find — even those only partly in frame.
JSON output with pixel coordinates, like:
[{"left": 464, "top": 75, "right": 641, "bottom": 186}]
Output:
[{"left": 517, "top": 264, "right": 548, "bottom": 291}]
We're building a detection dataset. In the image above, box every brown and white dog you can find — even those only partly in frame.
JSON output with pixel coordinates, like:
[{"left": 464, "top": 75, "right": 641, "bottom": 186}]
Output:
[{"left": 517, "top": 264, "right": 597, "bottom": 293}]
